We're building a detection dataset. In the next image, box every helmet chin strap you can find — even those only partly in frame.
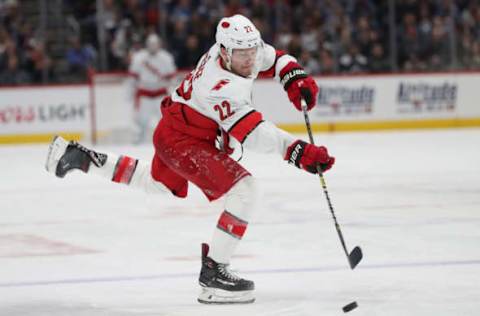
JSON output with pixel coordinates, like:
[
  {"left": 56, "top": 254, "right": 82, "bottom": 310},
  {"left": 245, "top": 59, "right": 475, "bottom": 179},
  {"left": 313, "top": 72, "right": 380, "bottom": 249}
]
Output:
[{"left": 224, "top": 56, "right": 232, "bottom": 71}]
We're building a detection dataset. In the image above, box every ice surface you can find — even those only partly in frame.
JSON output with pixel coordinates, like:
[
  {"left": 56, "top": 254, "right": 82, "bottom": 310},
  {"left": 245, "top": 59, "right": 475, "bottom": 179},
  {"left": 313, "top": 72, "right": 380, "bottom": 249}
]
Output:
[{"left": 0, "top": 129, "right": 479, "bottom": 316}]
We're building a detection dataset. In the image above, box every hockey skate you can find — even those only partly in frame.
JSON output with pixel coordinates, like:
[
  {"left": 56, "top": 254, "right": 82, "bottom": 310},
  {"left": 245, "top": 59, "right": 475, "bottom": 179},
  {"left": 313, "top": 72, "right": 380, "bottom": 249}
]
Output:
[
  {"left": 198, "top": 243, "right": 255, "bottom": 304},
  {"left": 45, "top": 136, "right": 107, "bottom": 178}
]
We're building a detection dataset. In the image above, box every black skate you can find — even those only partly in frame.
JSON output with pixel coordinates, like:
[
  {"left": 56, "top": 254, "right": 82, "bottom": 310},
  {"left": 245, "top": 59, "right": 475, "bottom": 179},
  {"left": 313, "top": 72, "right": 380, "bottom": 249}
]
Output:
[
  {"left": 45, "top": 136, "right": 107, "bottom": 178},
  {"left": 198, "top": 243, "right": 255, "bottom": 304}
]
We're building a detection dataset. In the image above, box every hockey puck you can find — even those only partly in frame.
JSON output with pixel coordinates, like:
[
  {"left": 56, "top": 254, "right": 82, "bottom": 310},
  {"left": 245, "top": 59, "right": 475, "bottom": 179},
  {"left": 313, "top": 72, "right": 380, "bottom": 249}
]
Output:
[{"left": 342, "top": 301, "right": 358, "bottom": 313}]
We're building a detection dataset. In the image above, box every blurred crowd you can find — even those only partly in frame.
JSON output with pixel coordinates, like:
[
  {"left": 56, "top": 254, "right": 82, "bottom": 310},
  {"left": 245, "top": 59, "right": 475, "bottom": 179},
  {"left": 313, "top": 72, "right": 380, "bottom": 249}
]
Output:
[{"left": 1, "top": 0, "right": 480, "bottom": 85}]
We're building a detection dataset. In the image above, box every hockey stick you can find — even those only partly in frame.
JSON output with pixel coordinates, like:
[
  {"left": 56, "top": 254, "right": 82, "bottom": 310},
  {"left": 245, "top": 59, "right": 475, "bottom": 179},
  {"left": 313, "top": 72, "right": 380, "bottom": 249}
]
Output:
[{"left": 301, "top": 99, "right": 363, "bottom": 269}]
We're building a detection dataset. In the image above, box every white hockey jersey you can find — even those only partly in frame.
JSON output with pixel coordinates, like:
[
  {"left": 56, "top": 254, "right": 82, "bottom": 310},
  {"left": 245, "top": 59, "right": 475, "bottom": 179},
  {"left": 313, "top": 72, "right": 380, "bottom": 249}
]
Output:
[
  {"left": 129, "top": 49, "right": 177, "bottom": 92},
  {"left": 171, "top": 43, "right": 296, "bottom": 157}
]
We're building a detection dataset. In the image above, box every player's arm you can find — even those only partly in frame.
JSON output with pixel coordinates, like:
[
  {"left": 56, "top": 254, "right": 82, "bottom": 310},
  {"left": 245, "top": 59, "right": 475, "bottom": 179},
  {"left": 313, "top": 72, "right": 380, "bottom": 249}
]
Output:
[
  {"left": 127, "top": 55, "right": 140, "bottom": 103},
  {"left": 208, "top": 93, "right": 334, "bottom": 174},
  {"left": 259, "top": 43, "right": 319, "bottom": 112},
  {"left": 165, "top": 52, "right": 177, "bottom": 75},
  {"left": 243, "top": 121, "right": 334, "bottom": 174},
  {"left": 164, "top": 53, "right": 178, "bottom": 91}
]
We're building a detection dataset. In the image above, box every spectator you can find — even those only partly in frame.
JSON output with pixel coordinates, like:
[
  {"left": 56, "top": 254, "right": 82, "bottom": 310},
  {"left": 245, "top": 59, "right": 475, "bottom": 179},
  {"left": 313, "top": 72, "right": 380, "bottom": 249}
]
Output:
[
  {"left": 171, "top": 0, "right": 192, "bottom": 23},
  {"left": 369, "top": 42, "right": 390, "bottom": 73},
  {"left": 177, "top": 34, "right": 202, "bottom": 69},
  {"left": 318, "top": 48, "right": 336, "bottom": 74},
  {"left": 416, "top": 3, "right": 434, "bottom": 61},
  {"left": 469, "top": 41, "right": 480, "bottom": 69},
  {"left": 0, "top": 29, "right": 11, "bottom": 68},
  {"left": 458, "top": 30, "right": 475, "bottom": 68},
  {"left": 2, "top": 0, "right": 480, "bottom": 85},
  {"left": 300, "top": 17, "right": 319, "bottom": 53},
  {"left": 274, "top": 23, "right": 293, "bottom": 52},
  {"left": 287, "top": 33, "right": 303, "bottom": 58},
  {"left": 111, "top": 19, "right": 144, "bottom": 70},
  {"left": 354, "top": 15, "right": 373, "bottom": 56},
  {"left": 398, "top": 13, "right": 421, "bottom": 68},
  {"left": 403, "top": 53, "right": 428, "bottom": 72},
  {"left": 168, "top": 19, "right": 188, "bottom": 66},
  {"left": 24, "top": 38, "right": 52, "bottom": 83},
  {"left": 299, "top": 50, "right": 320, "bottom": 75},
  {"left": 100, "top": 0, "right": 120, "bottom": 33},
  {"left": 197, "top": 0, "right": 224, "bottom": 23},
  {"left": 66, "top": 36, "right": 96, "bottom": 79},
  {"left": 427, "top": 16, "right": 450, "bottom": 70},
  {"left": 339, "top": 44, "right": 368, "bottom": 73},
  {"left": 196, "top": 18, "right": 216, "bottom": 53},
  {"left": 337, "top": 24, "right": 354, "bottom": 59},
  {"left": 252, "top": 17, "right": 273, "bottom": 45},
  {"left": 0, "top": 53, "right": 29, "bottom": 84}
]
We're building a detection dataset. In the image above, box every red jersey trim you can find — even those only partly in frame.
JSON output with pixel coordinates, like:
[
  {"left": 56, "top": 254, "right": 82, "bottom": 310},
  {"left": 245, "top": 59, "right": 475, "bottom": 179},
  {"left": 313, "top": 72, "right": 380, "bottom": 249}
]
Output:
[
  {"left": 228, "top": 110, "right": 264, "bottom": 144},
  {"left": 136, "top": 87, "right": 168, "bottom": 98},
  {"left": 258, "top": 49, "right": 286, "bottom": 78},
  {"left": 135, "top": 87, "right": 168, "bottom": 110},
  {"left": 128, "top": 72, "right": 139, "bottom": 79}
]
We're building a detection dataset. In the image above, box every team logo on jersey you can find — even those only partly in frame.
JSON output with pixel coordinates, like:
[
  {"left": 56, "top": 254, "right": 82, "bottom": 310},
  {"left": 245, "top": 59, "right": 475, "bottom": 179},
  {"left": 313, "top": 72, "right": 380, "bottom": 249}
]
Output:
[
  {"left": 143, "top": 61, "right": 164, "bottom": 80},
  {"left": 211, "top": 79, "right": 230, "bottom": 91}
]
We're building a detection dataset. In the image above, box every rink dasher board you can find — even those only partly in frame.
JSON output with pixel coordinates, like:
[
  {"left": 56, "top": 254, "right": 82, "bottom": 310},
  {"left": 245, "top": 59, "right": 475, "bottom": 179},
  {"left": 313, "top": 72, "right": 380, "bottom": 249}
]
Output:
[{"left": 1, "top": 71, "right": 480, "bottom": 144}]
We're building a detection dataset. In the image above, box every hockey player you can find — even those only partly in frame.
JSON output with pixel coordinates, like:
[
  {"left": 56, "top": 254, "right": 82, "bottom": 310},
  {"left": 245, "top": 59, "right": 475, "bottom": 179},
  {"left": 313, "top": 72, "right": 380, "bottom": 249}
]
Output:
[
  {"left": 45, "top": 15, "right": 334, "bottom": 304},
  {"left": 128, "top": 33, "right": 177, "bottom": 143}
]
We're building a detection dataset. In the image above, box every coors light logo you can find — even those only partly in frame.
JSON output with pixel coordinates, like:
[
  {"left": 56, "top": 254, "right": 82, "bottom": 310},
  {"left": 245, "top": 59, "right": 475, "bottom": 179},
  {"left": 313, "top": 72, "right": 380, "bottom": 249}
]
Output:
[
  {"left": 397, "top": 82, "right": 457, "bottom": 113},
  {"left": 0, "top": 103, "right": 87, "bottom": 125},
  {"left": 316, "top": 86, "right": 375, "bottom": 116}
]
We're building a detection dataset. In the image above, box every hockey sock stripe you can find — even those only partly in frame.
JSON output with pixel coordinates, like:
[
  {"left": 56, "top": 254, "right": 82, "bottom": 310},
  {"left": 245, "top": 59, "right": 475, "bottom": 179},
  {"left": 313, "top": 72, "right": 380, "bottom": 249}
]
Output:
[
  {"left": 112, "top": 156, "right": 138, "bottom": 184},
  {"left": 216, "top": 210, "right": 248, "bottom": 239}
]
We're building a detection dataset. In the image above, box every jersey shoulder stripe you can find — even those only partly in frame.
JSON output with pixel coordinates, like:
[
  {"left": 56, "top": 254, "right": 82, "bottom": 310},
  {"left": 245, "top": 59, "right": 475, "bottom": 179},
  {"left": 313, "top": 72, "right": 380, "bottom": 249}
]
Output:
[{"left": 228, "top": 110, "right": 263, "bottom": 143}]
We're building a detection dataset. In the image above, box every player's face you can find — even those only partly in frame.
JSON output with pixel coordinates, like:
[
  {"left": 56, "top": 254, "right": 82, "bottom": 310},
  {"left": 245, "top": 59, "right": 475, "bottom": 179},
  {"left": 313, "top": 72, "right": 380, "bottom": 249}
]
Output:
[
  {"left": 230, "top": 47, "right": 257, "bottom": 77},
  {"left": 147, "top": 39, "right": 160, "bottom": 55}
]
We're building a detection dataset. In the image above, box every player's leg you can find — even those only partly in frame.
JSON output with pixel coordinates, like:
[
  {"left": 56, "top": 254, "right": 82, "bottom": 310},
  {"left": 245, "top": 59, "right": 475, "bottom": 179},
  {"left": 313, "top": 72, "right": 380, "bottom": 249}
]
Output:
[
  {"left": 147, "top": 97, "right": 163, "bottom": 141},
  {"left": 134, "top": 97, "right": 154, "bottom": 143},
  {"left": 155, "top": 138, "right": 258, "bottom": 304},
  {"left": 45, "top": 135, "right": 168, "bottom": 194},
  {"left": 198, "top": 175, "right": 259, "bottom": 304}
]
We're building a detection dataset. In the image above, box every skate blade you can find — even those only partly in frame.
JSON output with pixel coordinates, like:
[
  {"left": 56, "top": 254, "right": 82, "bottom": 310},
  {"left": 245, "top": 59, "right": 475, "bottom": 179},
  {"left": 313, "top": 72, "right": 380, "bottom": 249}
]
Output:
[
  {"left": 45, "top": 135, "right": 69, "bottom": 174},
  {"left": 197, "top": 287, "right": 255, "bottom": 305}
]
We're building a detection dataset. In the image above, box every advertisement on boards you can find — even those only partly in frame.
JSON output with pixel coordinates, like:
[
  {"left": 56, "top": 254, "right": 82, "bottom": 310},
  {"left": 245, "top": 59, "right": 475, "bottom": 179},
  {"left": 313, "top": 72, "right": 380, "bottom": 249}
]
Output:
[
  {"left": 0, "top": 86, "right": 89, "bottom": 134},
  {"left": 396, "top": 81, "right": 457, "bottom": 114},
  {"left": 316, "top": 84, "right": 376, "bottom": 116}
]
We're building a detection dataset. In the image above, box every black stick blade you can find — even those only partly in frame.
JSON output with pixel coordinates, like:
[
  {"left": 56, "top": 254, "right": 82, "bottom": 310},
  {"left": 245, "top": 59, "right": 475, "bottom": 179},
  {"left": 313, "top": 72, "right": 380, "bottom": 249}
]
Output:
[{"left": 348, "top": 246, "right": 363, "bottom": 269}]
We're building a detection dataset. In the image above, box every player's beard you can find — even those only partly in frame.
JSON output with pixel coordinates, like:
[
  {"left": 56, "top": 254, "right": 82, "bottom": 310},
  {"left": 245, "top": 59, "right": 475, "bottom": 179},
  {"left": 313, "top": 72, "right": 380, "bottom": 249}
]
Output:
[{"left": 233, "top": 63, "right": 254, "bottom": 78}]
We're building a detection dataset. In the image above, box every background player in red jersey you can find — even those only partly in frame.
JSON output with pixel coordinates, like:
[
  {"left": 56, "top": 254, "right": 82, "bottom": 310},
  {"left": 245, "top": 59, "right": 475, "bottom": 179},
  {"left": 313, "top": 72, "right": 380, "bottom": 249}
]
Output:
[{"left": 45, "top": 15, "right": 334, "bottom": 304}]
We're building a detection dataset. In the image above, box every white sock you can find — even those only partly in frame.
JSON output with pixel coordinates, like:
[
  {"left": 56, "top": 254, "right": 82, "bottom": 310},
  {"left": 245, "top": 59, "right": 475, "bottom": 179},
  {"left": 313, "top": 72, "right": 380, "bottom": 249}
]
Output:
[
  {"left": 209, "top": 176, "right": 259, "bottom": 264},
  {"left": 89, "top": 153, "right": 168, "bottom": 194}
]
